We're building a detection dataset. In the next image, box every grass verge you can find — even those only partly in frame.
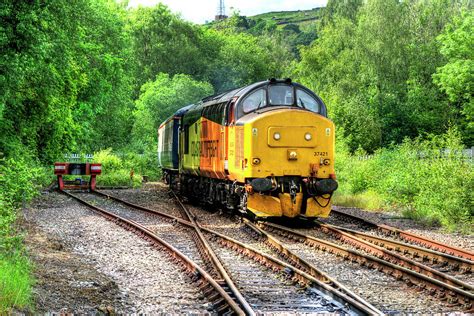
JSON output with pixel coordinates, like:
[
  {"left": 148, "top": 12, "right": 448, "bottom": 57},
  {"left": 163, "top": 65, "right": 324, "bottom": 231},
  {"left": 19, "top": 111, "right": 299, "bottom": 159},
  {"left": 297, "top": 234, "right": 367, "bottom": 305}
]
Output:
[
  {"left": 0, "top": 254, "right": 33, "bottom": 313},
  {"left": 0, "top": 156, "right": 48, "bottom": 313},
  {"left": 332, "top": 190, "right": 384, "bottom": 211}
]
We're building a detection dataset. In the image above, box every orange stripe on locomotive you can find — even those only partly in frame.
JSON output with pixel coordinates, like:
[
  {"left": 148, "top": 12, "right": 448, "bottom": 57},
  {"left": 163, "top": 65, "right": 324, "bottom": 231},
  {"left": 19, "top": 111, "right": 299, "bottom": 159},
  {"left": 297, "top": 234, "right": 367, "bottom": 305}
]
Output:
[{"left": 199, "top": 117, "right": 226, "bottom": 179}]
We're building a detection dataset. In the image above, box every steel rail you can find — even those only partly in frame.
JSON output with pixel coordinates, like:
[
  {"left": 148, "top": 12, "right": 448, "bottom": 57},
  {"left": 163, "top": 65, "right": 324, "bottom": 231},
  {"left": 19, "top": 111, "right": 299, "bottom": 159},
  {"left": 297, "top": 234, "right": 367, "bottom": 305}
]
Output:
[
  {"left": 170, "top": 191, "right": 256, "bottom": 316},
  {"left": 62, "top": 191, "right": 245, "bottom": 315},
  {"left": 93, "top": 190, "right": 377, "bottom": 315},
  {"left": 259, "top": 222, "right": 473, "bottom": 311},
  {"left": 242, "top": 219, "right": 383, "bottom": 315},
  {"left": 330, "top": 209, "right": 474, "bottom": 261},
  {"left": 314, "top": 221, "right": 473, "bottom": 292},
  {"left": 328, "top": 223, "right": 473, "bottom": 274},
  {"left": 93, "top": 190, "right": 255, "bottom": 315}
]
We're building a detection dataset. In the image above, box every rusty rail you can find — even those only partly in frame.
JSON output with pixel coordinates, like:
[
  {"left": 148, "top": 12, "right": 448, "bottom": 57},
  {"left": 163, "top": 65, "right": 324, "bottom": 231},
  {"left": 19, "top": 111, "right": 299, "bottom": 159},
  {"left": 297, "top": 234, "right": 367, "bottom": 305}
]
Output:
[
  {"left": 170, "top": 191, "right": 256, "bottom": 315},
  {"left": 242, "top": 219, "right": 383, "bottom": 315},
  {"left": 314, "top": 221, "right": 473, "bottom": 292},
  {"left": 330, "top": 209, "right": 474, "bottom": 261},
  {"left": 259, "top": 222, "right": 473, "bottom": 311},
  {"left": 93, "top": 190, "right": 378, "bottom": 315},
  {"left": 62, "top": 191, "right": 245, "bottom": 315},
  {"left": 328, "top": 223, "right": 473, "bottom": 274}
]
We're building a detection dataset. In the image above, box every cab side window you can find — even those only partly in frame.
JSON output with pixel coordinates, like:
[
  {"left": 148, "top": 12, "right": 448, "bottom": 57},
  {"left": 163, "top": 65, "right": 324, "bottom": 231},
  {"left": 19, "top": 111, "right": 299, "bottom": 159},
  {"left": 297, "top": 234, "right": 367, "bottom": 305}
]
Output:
[{"left": 296, "top": 89, "right": 320, "bottom": 113}]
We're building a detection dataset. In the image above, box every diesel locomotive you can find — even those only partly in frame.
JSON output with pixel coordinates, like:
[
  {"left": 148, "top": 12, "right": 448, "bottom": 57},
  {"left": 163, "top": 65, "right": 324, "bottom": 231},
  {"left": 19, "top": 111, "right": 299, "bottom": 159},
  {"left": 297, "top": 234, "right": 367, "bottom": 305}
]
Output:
[{"left": 158, "top": 78, "right": 338, "bottom": 219}]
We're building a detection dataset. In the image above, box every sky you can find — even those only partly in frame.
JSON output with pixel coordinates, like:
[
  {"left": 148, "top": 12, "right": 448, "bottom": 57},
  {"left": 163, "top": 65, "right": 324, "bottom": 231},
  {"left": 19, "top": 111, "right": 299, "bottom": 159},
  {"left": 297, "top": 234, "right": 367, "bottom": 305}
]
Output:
[{"left": 128, "top": 0, "right": 328, "bottom": 24}]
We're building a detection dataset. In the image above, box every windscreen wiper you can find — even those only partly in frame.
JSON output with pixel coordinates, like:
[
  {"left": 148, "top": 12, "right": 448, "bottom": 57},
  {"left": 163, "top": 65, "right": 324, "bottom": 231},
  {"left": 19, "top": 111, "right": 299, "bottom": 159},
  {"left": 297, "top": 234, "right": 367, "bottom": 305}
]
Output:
[{"left": 298, "top": 98, "right": 306, "bottom": 109}]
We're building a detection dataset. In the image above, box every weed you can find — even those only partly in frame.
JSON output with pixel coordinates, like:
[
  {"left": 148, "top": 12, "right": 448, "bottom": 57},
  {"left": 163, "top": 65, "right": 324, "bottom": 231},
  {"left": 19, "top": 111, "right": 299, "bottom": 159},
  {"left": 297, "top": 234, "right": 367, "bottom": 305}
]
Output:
[{"left": 335, "top": 128, "right": 473, "bottom": 232}]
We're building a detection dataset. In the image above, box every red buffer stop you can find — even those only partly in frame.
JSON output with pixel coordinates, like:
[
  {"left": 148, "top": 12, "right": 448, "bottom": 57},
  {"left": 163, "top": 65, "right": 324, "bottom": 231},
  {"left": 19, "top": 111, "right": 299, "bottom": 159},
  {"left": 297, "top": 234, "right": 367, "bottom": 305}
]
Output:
[{"left": 54, "top": 162, "right": 102, "bottom": 191}]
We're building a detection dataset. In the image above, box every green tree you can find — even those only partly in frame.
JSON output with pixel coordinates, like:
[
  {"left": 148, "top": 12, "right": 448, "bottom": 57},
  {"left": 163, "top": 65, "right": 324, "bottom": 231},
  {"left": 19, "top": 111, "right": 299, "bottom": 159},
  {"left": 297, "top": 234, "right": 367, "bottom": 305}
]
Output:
[
  {"left": 1, "top": 0, "right": 86, "bottom": 161},
  {"left": 433, "top": 10, "right": 474, "bottom": 144},
  {"left": 320, "top": 0, "right": 363, "bottom": 26},
  {"left": 296, "top": 0, "right": 470, "bottom": 151},
  {"left": 73, "top": 0, "right": 135, "bottom": 151},
  {"left": 128, "top": 5, "right": 218, "bottom": 91},
  {"left": 132, "top": 73, "right": 213, "bottom": 151},
  {"left": 206, "top": 29, "right": 288, "bottom": 92},
  {"left": 0, "top": 0, "right": 135, "bottom": 160}
]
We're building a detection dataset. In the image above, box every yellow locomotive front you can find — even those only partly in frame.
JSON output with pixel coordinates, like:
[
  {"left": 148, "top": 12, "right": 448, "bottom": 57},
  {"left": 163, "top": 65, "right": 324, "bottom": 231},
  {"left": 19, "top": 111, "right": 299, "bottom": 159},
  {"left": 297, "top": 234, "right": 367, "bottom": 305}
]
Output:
[{"left": 227, "top": 79, "right": 338, "bottom": 219}]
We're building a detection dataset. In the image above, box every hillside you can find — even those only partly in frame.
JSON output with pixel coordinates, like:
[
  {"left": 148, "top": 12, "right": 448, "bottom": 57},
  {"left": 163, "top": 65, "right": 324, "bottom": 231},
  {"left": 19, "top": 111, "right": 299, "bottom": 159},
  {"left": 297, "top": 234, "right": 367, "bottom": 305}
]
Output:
[
  {"left": 249, "top": 7, "right": 322, "bottom": 26},
  {"left": 207, "top": 8, "right": 323, "bottom": 58}
]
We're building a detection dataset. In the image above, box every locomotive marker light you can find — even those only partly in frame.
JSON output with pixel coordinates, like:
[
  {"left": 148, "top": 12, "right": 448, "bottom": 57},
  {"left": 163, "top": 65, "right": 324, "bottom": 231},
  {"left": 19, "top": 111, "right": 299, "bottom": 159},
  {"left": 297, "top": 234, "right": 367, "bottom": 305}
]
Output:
[
  {"left": 305, "top": 133, "right": 312, "bottom": 141},
  {"left": 252, "top": 158, "right": 261, "bottom": 165},
  {"left": 288, "top": 150, "right": 298, "bottom": 160},
  {"left": 273, "top": 132, "right": 281, "bottom": 140}
]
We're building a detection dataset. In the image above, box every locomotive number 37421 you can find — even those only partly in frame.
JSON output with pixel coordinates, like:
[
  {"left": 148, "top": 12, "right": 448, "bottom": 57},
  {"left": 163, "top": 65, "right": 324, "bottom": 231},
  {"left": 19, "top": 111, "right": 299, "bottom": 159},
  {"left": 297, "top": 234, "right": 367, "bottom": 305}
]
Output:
[{"left": 313, "top": 152, "right": 328, "bottom": 156}]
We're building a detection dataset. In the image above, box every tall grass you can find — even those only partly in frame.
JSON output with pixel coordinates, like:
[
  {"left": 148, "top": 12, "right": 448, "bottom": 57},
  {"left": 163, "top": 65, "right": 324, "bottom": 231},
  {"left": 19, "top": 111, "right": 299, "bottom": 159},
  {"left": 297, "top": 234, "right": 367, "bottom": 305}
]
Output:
[
  {"left": 334, "top": 129, "right": 473, "bottom": 232},
  {"left": 0, "top": 157, "right": 48, "bottom": 312},
  {"left": 0, "top": 254, "right": 33, "bottom": 313}
]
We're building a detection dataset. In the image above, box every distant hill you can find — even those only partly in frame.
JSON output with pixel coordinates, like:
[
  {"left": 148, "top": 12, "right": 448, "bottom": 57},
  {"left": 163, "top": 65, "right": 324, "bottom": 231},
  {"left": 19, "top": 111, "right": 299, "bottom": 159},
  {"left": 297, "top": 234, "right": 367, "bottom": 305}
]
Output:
[
  {"left": 248, "top": 7, "right": 323, "bottom": 27},
  {"left": 207, "top": 7, "right": 323, "bottom": 58}
]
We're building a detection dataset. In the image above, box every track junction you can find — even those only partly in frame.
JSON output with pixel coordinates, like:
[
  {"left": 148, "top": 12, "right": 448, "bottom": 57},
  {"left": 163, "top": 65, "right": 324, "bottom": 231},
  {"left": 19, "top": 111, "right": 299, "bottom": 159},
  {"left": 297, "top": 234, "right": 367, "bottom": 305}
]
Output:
[{"left": 48, "top": 185, "right": 473, "bottom": 315}]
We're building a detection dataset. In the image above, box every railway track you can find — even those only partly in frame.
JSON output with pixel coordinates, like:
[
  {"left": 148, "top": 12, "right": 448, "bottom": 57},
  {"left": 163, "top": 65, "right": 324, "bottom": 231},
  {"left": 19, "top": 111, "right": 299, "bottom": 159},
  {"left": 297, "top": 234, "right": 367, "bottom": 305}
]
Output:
[
  {"left": 309, "top": 221, "right": 474, "bottom": 290},
  {"left": 323, "top": 210, "right": 474, "bottom": 289},
  {"left": 86, "top": 190, "right": 380, "bottom": 315},
  {"left": 329, "top": 209, "right": 474, "bottom": 261},
  {"left": 63, "top": 190, "right": 244, "bottom": 314},
  {"left": 258, "top": 222, "right": 473, "bottom": 311},
  {"left": 183, "top": 201, "right": 471, "bottom": 313},
  {"left": 61, "top": 188, "right": 472, "bottom": 313},
  {"left": 324, "top": 223, "right": 473, "bottom": 274}
]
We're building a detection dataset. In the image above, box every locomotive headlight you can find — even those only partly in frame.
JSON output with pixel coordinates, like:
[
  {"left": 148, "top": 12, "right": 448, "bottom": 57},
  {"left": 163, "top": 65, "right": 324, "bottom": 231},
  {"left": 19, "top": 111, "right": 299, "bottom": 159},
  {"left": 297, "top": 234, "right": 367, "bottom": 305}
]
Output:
[
  {"left": 305, "top": 133, "right": 312, "bottom": 141},
  {"left": 273, "top": 132, "right": 281, "bottom": 140}
]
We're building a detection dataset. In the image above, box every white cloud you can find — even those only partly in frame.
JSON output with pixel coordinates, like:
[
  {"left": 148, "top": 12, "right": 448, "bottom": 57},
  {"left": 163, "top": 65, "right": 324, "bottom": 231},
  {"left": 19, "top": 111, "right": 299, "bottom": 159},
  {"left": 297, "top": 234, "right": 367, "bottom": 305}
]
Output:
[{"left": 128, "top": 0, "right": 327, "bottom": 24}]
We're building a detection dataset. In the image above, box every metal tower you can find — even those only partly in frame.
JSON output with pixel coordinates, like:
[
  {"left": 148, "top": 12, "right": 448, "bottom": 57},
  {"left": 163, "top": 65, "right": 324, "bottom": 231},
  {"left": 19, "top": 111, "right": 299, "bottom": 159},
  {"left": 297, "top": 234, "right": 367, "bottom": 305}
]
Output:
[{"left": 215, "top": 0, "right": 227, "bottom": 21}]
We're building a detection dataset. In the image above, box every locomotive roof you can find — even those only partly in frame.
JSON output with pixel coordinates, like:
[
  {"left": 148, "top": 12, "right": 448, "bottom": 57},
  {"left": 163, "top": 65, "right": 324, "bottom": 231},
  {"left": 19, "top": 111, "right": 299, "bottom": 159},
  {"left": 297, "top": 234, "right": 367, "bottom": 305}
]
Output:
[
  {"left": 200, "top": 79, "right": 313, "bottom": 107},
  {"left": 159, "top": 104, "right": 194, "bottom": 128},
  {"left": 174, "top": 104, "right": 194, "bottom": 116},
  {"left": 180, "top": 79, "right": 326, "bottom": 117},
  {"left": 199, "top": 81, "right": 273, "bottom": 107}
]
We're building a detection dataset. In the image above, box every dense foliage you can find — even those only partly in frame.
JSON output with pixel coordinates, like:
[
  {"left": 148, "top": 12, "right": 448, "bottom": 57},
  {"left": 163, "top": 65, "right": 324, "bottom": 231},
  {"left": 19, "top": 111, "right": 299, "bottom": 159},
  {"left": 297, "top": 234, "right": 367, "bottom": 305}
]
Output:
[
  {"left": 0, "top": 0, "right": 472, "bottom": 311},
  {"left": 0, "top": 157, "right": 49, "bottom": 312},
  {"left": 132, "top": 73, "right": 213, "bottom": 151},
  {"left": 295, "top": 0, "right": 473, "bottom": 152},
  {"left": 334, "top": 129, "right": 473, "bottom": 232}
]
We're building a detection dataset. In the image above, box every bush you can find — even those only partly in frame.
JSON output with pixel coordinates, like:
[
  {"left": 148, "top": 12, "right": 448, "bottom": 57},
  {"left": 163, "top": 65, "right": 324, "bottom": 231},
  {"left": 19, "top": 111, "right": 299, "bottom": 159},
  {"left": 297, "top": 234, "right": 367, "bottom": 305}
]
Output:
[
  {"left": 93, "top": 149, "right": 160, "bottom": 187},
  {"left": 0, "top": 156, "right": 48, "bottom": 312},
  {"left": 0, "top": 158, "right": 49, "bottom": 252},
  {"left": 335, "top": 128, "right": 473, "bottom": 232}
]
